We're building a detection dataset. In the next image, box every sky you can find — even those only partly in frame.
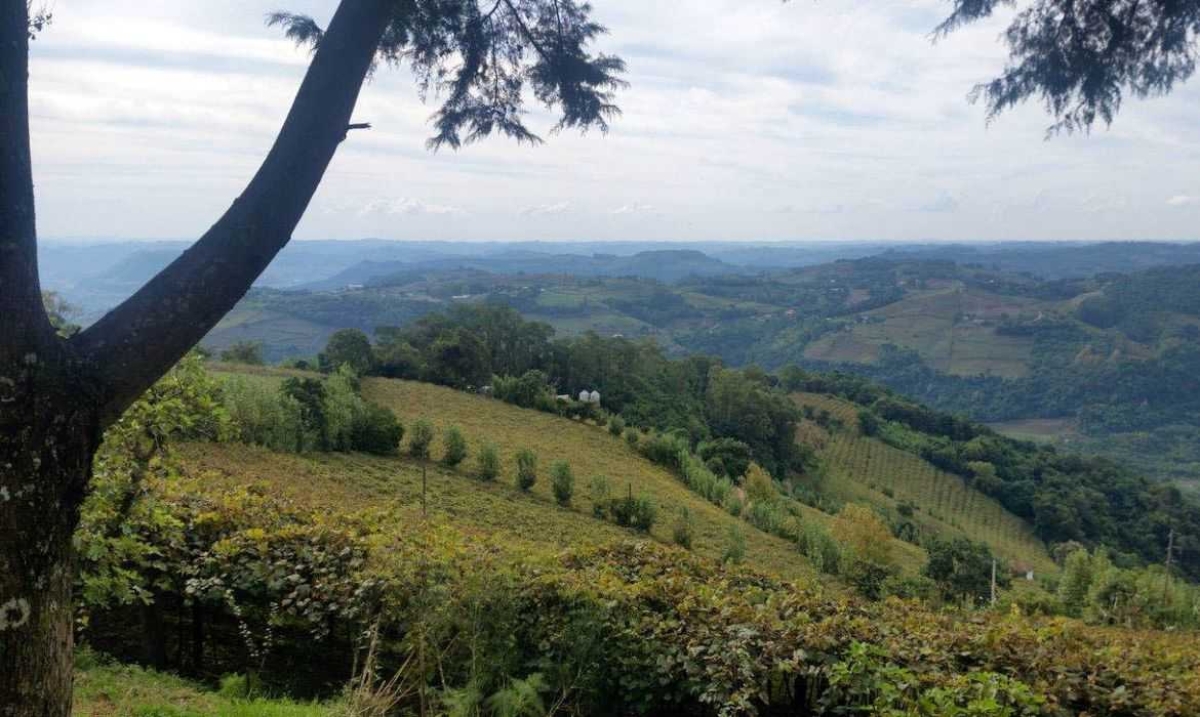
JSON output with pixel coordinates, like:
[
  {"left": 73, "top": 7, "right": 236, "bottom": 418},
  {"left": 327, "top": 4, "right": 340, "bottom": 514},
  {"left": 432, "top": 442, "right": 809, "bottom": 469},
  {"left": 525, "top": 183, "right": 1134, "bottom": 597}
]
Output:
[{"left": 27, "top": 0, "right": 1200, "bottom": 243}]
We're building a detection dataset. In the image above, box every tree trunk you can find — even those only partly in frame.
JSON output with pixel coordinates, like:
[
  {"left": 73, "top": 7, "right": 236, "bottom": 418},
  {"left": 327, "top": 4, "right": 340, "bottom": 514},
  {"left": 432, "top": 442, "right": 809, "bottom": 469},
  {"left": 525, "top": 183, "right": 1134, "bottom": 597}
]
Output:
[
  {"left": 0, "top": 352, "right": 102, "bottom": 717},
  {"left": 0, "top": 1, "right": 394, "bottom": 712}
]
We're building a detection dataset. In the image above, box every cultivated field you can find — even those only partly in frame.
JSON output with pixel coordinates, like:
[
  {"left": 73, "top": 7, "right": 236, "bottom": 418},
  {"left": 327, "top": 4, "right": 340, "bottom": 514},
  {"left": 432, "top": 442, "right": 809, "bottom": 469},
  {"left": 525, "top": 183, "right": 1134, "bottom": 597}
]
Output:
[{"left": 793, "top": 393, "right": 1057, "bottom": 574}]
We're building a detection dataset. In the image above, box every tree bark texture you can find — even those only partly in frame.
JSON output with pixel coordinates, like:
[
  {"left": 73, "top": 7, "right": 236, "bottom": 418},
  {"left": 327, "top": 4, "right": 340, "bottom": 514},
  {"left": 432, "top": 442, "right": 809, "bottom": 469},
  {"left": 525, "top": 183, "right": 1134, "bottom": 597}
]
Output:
[{"left": 0, "top": 1, "right": 396, "bottom": 714}]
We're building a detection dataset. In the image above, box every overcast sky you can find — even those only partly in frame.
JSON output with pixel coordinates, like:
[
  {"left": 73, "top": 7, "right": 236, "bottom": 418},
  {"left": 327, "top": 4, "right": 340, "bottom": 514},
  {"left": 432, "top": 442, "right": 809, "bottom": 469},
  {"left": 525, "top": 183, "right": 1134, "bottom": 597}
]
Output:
[{"left": 28, "top": 0, "right": 1200, "bottom": 243}]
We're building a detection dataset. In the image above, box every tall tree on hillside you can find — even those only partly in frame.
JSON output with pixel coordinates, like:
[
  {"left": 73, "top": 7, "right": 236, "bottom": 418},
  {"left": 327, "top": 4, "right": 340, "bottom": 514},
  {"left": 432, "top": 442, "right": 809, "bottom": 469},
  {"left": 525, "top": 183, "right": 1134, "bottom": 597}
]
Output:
[
  {"left": 935, "top": 0, "right": 1200, "bottom": 133},
  {"left": 0, "top": 1, "right": 624, "bottom": 712}
]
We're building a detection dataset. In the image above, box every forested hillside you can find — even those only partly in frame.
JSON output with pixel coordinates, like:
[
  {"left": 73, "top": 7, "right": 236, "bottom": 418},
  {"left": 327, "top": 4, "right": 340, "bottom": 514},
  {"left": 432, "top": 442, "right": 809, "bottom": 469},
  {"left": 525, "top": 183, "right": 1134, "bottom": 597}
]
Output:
[
  {"left": 200, "top": 257, "right": 1200, "bottom": 488},
  {"left": 213, "top": 302, "right": 1200, "bottom": 583}
]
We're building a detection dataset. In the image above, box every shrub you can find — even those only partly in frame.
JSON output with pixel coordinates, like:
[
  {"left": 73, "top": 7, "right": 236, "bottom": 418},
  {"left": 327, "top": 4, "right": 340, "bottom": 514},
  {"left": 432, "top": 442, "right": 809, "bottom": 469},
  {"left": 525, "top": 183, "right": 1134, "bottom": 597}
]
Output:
[
  {"left": 672, "top": 508, "right": 695, "bottom": 549},
  {"left": 743, "top": 463, "right": 778, "bottom": 504},
  {"left": 637, "top": 431, "right": 689, "bottom": 469},
  {"left": 831, "top": 504, "right": 894, "bottom": 568},
  {"left": 845, "top": 559, "right": 896, "bottom": 601},
  {"left": 219, "top": 341, "right": 264, "bottom": 365},
  {"left": 723, "top": 493, "right": 744, "bottom": 517},
  {"left": 723, "top": 524, "right": 747, "bottom": 565},
  {"left": 476, "top": 443, "right": 501, "bottom": 482},
  {"left": 515, "top": 449, "right": 538, "bottom": 491},
  {"left": 678, "top": 451, "right": 733, "bottom": 505},
  {"left": 493, "top": 369, "right": 555, "bottom": 409},
  {"left": 408, "top": 419, "right": 435, "bottom": 460},
  {"left": 350, "top": 402, "right": 404, "bottom": 456},
  {"left": 602, "top": 488, "right": 657, "bottom": 532},
  {"left": 608, "top": 415, "right": 626, "bottom": 436},
  {"left": 623, "top": 428, "right": 640, "bottom": 447},
  {"left": 442, "top": 425, "right": 468, "bottom": 467},
  {"left": 799, "top": 522, "right": 842, "bottom": 575},
  {"left": 588, "top": 474, "right": 611, "bottom": 517},
  {"left": 551, "top": 461, "right": 574, "bottom": 506}
]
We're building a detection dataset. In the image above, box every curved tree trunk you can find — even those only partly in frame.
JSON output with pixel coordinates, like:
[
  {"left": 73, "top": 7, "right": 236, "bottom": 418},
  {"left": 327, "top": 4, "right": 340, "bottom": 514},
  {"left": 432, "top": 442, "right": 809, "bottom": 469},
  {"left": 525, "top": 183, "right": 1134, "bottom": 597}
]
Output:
[{"left": 0, "top": 1, "right": 394, "bottom": 714}]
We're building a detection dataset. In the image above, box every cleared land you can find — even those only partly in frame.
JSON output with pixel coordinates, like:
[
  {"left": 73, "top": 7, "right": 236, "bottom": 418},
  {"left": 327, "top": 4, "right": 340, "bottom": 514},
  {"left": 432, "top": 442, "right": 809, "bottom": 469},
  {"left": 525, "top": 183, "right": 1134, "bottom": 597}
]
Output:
[{"left": 804, "top": 287, "right": 1040, "bottom": 378}]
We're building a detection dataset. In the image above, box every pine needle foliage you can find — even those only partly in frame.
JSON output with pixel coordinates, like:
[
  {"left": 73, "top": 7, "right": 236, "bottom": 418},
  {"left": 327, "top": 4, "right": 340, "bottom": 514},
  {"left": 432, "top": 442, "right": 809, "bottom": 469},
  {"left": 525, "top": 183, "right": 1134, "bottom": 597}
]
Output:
[{"left": 268, "top": 0, "right": 627, "bottom": 148}]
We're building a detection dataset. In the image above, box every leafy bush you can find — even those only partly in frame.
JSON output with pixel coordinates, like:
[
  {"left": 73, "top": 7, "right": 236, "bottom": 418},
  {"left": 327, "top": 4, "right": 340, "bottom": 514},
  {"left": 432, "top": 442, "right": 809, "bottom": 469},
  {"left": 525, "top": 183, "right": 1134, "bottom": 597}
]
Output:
[
  {"left": 721, "top": 494, "right": 744, "bottom": 521},
  {"left": 220, "top": 368, "right": 399, "bottom": 456},
  {"left": 597, "top": 488, "right": 657, "bottom": 533},
  {"left": 475, "top": 442, "right": 501, "bottom": 482},
  {"left": 515, "top": 448, "right": 538, "bottom": 492},
  {"left": 349, "top": 402, "right": 404, "bottom": 456},
  {"left": 623, "top": 428, "right": 640, "bottom": 446},
  {"left": 672, "top": 507, "right": 696, "bottom": 549},
  {"left": 743, "top": 463, "right": 778, "bottom": 504},
  {"left": 219, "top": 341, "right": 265, "bottom": 365},
  {"left": 588, "top": 474, "right": 611, "bottom": 517},
  {"left": 723, "top": 524, "right": 747, "bottom": 564},
  {"left": 408, "top": 419, "right": 435, "bottom": 460},
  {"left": 607, "top": 415, "right": 626, "bottom": 436},
  {"left": 677, "top": 451, "right": 733, "bottom": 506},
  {"left": 551, "top": 461, "right": 574, "bottom": 507},
  {"left": 799, "top": 522, "right": 842, "bottom": 575},
  {"left": 636, "top": 431, "right": 689, "bottom": 469},
  {"left": 831, "top": 504, "right": 894, "bottom": 568},
  {"left": 493, "top": 370, "right": 556, "bottom": 410},
  {"left": 441, "top": 425, "right": 468, "bottom": 467}
]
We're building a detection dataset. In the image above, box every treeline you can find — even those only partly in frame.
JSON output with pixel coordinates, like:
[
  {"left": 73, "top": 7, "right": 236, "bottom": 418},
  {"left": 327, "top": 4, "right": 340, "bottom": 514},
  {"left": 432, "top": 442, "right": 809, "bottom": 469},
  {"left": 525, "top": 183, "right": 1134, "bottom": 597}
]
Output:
[
  {"left": 306, "top": 303, "right": 810, "bottom": 481},
  {"left": 783, "top": 367, "right": 1200, "bottom": 581}
]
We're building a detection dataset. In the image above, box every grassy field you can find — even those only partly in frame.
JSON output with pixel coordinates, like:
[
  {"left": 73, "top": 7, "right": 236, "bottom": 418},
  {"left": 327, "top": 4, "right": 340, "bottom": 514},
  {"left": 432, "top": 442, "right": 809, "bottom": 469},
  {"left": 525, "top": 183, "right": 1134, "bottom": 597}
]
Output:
[
  {"left": 804, "top": 287, "right": 1039, "bottom": 378},
  {"left": 74, "top": 650, "right": 335, "bottom": 717},
  {"left": 987, "top": 417, "right": 1079, "bottom": 444},
  {"left": 202, "top": 368, "right": 818, "bottom": 579},
  {"left": 794, "top": 393, "right": 1057, "bottom": 575}
]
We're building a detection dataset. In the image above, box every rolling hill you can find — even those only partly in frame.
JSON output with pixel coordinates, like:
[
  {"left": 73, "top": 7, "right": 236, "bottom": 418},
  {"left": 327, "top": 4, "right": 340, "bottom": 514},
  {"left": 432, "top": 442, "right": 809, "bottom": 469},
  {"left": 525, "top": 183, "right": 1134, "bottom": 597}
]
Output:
[
  {"left": 793, "top": 392, "right": 1056, "bottom": 575},
  {"left": 203, "top": 367, "right": 822, "bottom": 578}
]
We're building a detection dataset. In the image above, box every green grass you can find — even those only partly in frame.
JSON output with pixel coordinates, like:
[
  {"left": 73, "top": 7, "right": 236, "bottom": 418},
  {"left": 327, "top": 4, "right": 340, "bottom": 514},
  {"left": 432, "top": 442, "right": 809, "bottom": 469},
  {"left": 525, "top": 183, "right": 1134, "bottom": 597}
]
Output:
[
  {"left": 192, "top": 368, "right": 819, "bottom": 580},
  {"left": 987, "top": 418, "right": 1079, "bottom": 444},
  {"left": 794, "top": 393, "right": 1056, "bottom": 575},
  {"left": 74, "top": 650, "right": 336, "bottom": 717}
]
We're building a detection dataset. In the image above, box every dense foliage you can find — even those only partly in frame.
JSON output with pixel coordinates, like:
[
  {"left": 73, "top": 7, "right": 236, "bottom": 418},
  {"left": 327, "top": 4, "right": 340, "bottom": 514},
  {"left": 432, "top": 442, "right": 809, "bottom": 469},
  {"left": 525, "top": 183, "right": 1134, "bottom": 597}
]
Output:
[
  {"left": 221, "top": 366, "right": 403, "bottom": 456},
  {"left": 347, "top": 303, "right": 811, "bottom": 481}
]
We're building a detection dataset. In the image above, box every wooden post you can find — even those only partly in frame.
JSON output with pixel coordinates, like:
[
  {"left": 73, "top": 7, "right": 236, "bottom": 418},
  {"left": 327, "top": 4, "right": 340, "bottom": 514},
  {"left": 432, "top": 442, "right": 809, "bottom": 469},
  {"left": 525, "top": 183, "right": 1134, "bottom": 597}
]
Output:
[
  {"left": 1163, "top": 527, "right": 1175, "bottom": 603},
  {"left": 990, "top": 558, "right": 997, "bottom": 607},
  {"left": 422, "top": 462, "right": 428, "bottom": 517}
]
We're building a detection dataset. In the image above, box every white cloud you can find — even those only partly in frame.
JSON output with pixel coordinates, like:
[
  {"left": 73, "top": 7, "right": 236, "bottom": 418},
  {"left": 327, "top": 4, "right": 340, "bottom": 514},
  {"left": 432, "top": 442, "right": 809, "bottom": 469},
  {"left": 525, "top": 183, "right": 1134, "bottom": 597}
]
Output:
[
  {"left": 612, "top": 202, "right": 657, "bottom": 215},
  {"left": 359, "top": 198, "right": 465, "bottom": 216},
  {"left": 522, "top": 201, "right": 573, "bottom": 216},
  {"left": 24, "top": 0, "right": 1200, "bottom": 241}
]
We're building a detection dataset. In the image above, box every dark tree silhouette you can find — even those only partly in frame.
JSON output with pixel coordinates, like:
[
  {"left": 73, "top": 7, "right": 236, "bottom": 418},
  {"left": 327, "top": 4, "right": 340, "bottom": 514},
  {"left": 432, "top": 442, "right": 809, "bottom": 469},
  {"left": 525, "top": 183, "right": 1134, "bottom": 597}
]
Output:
[
  {"left": 936, "top": 0, "right": 1200, "bottom": 133},
  {"left": 0, "top": 1, "right": 623, "bottom": 713}
]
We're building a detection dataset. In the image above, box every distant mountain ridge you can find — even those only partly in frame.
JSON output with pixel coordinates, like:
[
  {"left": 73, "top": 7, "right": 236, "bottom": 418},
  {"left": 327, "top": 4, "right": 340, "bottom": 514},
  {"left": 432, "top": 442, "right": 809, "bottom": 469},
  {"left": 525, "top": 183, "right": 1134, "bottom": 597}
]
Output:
[{"left": 309, "top": 248, "right": 738, "bottom": 290}]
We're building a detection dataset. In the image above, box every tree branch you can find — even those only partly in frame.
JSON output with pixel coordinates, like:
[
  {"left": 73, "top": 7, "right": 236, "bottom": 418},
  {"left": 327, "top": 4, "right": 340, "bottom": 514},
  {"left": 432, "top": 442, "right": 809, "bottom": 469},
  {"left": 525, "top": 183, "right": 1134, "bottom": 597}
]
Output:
[
  {"left": 79, "top": 0, "right": 395, "bottom": 426},
  {"left": 0, "top": 1, "right": 53, "bottom": 359}
]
